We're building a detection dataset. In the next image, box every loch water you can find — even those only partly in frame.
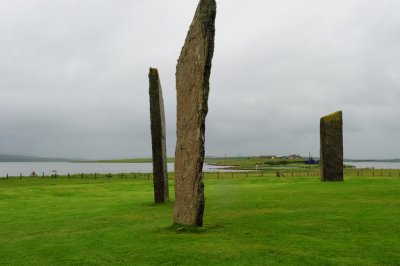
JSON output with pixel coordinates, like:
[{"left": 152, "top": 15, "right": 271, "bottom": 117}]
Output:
[{"left": 0, "top": 162, "right": 235, "bottom": 177}]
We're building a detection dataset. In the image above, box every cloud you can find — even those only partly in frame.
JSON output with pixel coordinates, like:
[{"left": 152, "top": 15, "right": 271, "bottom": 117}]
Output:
[{"left": 0, "top": 0, "right": 399, "bottom": 159}]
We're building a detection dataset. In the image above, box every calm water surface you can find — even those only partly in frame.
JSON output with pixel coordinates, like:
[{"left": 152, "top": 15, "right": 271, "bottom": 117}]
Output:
[
  {"left": 0, "top": 162, "right": 236, "bottom": 177},
  {"left": 347, "top": 161, "right": 400, "bottom": 169}
]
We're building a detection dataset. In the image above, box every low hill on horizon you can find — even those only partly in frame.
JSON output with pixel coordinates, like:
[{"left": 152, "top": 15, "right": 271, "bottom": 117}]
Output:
[{"left": 0, "top": 154, "right": 81, "bottom": 162}]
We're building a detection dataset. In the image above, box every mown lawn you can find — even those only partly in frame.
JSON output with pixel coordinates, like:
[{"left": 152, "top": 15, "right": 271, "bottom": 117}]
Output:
[{"left": 0, "top": 175, "right": 399, "bottom": 265}]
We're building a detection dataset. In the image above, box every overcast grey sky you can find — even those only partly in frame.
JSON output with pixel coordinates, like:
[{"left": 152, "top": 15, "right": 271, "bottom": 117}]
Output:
[{"left": 1, "top": 0, "right": 399, "bottom": 159}]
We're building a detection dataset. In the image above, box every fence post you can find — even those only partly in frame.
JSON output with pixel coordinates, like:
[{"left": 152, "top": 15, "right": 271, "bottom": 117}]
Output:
[
  {"left": 7, "top": 174, "right": 9, "bottom": 179},
  {"left": 20, "top": 173, "right": 22, "bottom": 179}
]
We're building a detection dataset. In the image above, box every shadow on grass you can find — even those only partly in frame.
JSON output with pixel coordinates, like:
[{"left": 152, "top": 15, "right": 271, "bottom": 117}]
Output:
[
  {"left": 163, "top": 223, "right": 224, "bottom": 234},
  {"left": 142, "top": 201, "right": 174, "bottom": 207}
]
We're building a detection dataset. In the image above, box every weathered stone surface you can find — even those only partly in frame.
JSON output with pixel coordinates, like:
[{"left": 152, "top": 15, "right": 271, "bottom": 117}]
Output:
[
  {"left": 173, "top": 0, "right": 216, "bottom": 226},
  {"left": 320, "top": 111, "right": 343, "bottom": 181},
  {"left": 149, "top": 67, "right": 169, "bottom": 203}
]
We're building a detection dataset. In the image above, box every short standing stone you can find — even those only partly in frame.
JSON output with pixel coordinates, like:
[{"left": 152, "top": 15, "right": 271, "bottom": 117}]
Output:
[
  {"left": 320, "top": 111, "right": 343, "bottom": 181},
  {"left": 173, "top": 0, "right": 217, "bottom": 226},
  {"left": 149, "top": 67, "right": 169, "bottom": 203}
]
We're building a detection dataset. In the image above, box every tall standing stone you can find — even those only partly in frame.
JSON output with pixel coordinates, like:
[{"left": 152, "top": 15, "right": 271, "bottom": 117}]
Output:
[
  {"left": 320, "top": 111, "right": 344, "bottom": 181},
  {"left": 173, "top": 0, "right": 216, "bottom": 226},
  {"left": 149, "top": 67, "right": 169, "bottom": 203}
]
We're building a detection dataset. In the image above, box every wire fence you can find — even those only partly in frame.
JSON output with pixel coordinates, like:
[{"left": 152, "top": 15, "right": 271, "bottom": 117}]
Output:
[
  {"left": 0, "top": 172, "right": 153, "bottom": 180},
  {"left": 1, "top": 168, "right": 399, "bottom": 180}
]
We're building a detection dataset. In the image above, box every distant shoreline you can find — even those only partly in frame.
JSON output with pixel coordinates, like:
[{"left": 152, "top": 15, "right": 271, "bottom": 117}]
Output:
[
  {"left": 1, "top": 155, "right": 399, "bottom": 163},
  {"left": 344, "top": 159, "right": 400, "bottom": 163}
]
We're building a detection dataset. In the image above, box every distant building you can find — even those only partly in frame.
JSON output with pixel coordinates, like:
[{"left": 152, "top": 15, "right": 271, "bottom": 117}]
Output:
[
  {"left": 277, "top": 154, "right": 303, "bottom": 160},
  {"left": 259, "top": 154, "right": 303, "bottom": 160},
  {"left": 259, "top": 155, "right": 277, "bottom": 159}
]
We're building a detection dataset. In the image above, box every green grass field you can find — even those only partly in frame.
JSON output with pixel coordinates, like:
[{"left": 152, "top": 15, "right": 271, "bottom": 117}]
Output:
[
  {"left": 1, "top": 174, "right": 399, "bottom": 265},
  {"left": 205, "top": 157, "right": 310, "bottom": 169}
]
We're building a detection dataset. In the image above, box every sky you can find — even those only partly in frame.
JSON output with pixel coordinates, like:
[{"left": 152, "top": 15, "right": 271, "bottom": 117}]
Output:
[{"left": 1, "top": 0, "right": 399, "bottom": 160}]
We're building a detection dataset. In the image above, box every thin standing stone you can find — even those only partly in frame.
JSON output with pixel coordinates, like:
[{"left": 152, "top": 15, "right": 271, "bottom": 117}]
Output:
[
  {"left": 149, "top": 67, "right": 169, "bottom": 203},
  {"left": 320, "top": 111, "right": 344, "bottom": 181},
  {"left": 173, "top": 0, "right": 217, "bottom": 226}
]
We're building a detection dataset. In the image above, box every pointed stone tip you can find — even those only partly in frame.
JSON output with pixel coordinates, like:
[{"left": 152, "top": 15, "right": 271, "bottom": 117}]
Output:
[
  {"left": 149, "top": 67, "right": 159, "bottom": 76},
  {"left": 199, "top": 0, "right": 217, "bottom": 9},
  {"left": 197, "top": 0, "right": 216, "bottom": 8},
  {"left": 191, "top": 0, "right": 216, "bottom": 35}
]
